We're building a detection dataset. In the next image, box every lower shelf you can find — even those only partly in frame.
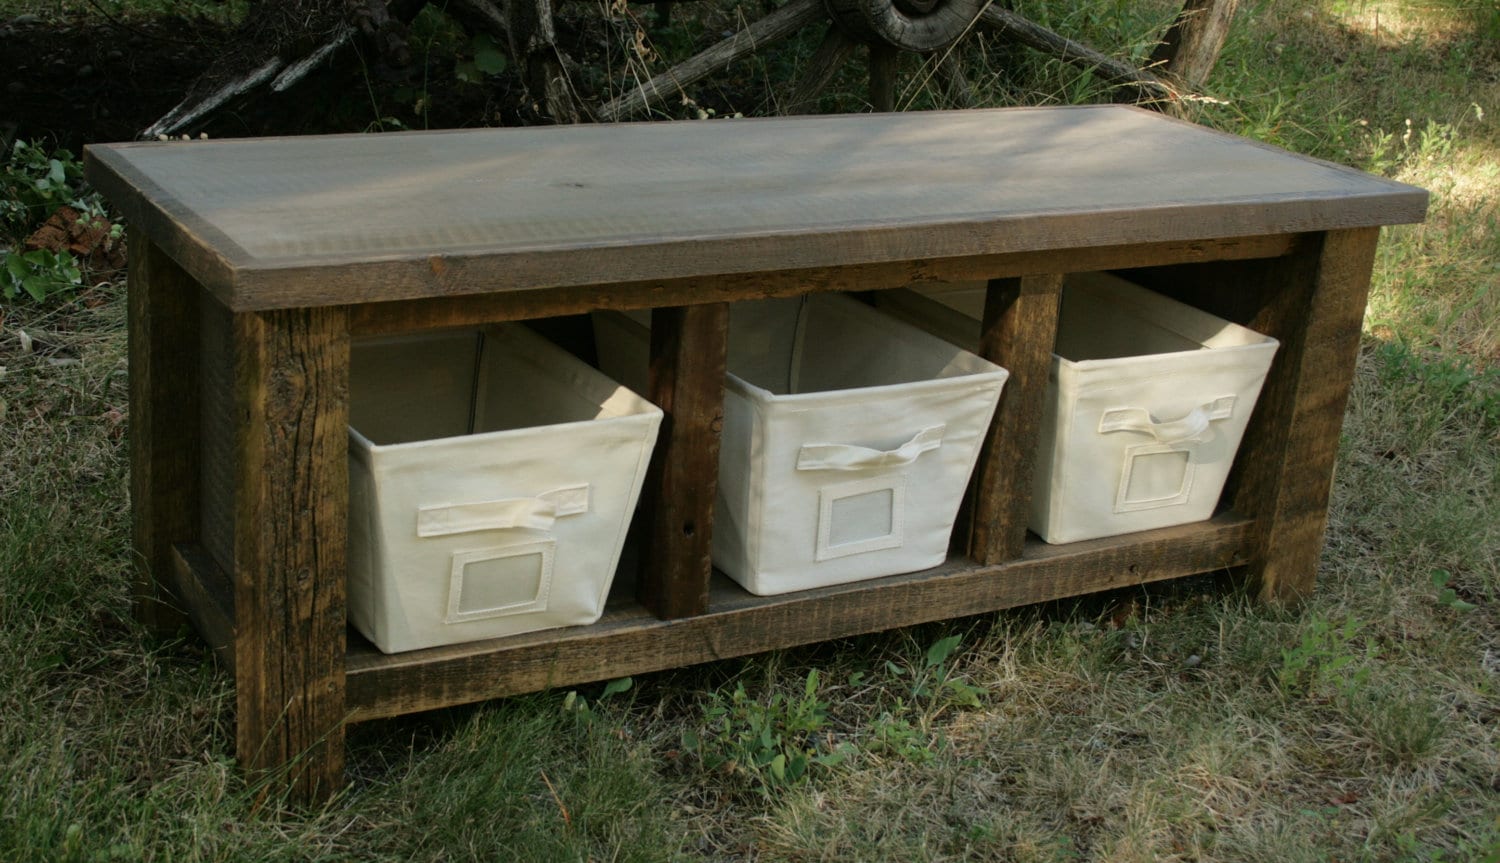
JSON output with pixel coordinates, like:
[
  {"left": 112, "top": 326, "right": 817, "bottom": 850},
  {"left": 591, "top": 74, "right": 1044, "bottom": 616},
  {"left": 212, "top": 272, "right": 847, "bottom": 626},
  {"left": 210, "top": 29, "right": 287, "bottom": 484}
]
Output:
[{"left": 339, "top": 513, "right": 1253, "bottom": 722}]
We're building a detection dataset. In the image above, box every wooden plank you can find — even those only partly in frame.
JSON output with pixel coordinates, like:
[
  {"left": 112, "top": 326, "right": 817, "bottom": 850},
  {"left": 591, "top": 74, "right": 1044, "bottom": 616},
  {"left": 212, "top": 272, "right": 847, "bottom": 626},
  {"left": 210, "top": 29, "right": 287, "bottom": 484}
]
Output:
[
  {"left": 169, "top": 544, "right": 236, "bottom": 669},
  {"left": 348, "top": 233, "right": 1300, "bottom": 336},
  {"left": 127, "top": 230, "right": 200, "bottom": 633},
  {"left": 969, "top": 274, "right": 1064, "bottom": 564},
  {"left": 639, "top": 303, "right": 728, "bottom": 619},
  {"left": 345, "top": 514, "right": 1253, "bottom": 720},
  {"left": 199, "top": 296, "right": 236, "bottom": 578},
  {"left": 1221, "top": 229, "right": 1382, "bottom": 602},
  {"left": 86, "top": 148, "right": 245, "bottom": 310},
  {"left": 232, "top": 307, "right": 350, "bottom": 804},
  {"left": 85, "top": 107, "right": 1426, "bottom": 311}
]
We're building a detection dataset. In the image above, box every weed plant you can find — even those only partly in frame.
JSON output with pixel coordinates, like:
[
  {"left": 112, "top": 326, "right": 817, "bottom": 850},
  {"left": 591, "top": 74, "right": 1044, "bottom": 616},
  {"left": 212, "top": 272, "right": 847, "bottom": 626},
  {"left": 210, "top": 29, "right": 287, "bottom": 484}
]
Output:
[{"left": 2, "top": 0, "right": 1498, "bottom": 860}]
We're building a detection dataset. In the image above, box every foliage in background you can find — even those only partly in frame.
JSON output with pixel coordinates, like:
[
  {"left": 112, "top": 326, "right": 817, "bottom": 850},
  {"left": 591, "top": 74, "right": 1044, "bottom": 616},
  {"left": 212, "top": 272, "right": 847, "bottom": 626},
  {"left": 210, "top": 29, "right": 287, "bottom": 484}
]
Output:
[{"left": 0, "top": 141, "right": 102, "bottom": 304}]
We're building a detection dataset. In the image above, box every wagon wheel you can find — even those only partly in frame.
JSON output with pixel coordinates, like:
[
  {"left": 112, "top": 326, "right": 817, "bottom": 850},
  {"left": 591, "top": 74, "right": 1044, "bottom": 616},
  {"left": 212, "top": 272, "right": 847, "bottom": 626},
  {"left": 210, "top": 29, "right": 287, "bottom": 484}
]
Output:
[{"left": 597, "top": 0, "right": 1237, "bottom": 122}]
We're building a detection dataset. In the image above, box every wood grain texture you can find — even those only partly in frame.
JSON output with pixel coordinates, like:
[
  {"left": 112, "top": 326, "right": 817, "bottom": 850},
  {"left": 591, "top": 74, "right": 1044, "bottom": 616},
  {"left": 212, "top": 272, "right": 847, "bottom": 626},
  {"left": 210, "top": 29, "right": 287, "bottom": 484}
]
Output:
[
  {"left": 86, "top": 107, "right": 1425, "bottom": 311},
  {"left": 232, "top": 307, "right": 350, "bottom": 804},
  {"left": 1225, "top": 229, "right": 1381, "bottom": 602},
  {"left": 969, "top": 274, "right": 1064, "bottom": 564},
  {"left": 347, "top": 233, "right": 1300, "bottom": 336},
  {"left": 170, "top": 544, "right": 236, "bottom": 669},
  {"left": 639, "top": 304, "right": 728, "bottom": 619},
  {"left": 199, "top": 296, "right": 237, "bottom": 578},
  {"left": 127, "top": 230, "right": 200, "bottom": 633},
  {"left": 345, "top": 514, "right": 1252, "bottom": 720}
]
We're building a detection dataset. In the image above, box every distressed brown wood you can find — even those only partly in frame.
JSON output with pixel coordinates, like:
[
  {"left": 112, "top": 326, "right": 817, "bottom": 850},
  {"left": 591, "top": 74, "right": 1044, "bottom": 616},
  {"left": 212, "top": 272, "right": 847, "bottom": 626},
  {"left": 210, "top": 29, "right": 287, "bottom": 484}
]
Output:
[
  {"left": 199, "top": 296, "right": 237, "bottom": 577},
  {"left": 170, "top": 544, "right": 236, "bottom": 669},
  {"left": 1225, "top": 230, "right": 1381, "bottom": 602},
  {"left": 344, "top": 514, "right": 1253, "bottom": 721},
  {"left": 96, "top": 106, "right": 1427, "bottom": 800},
  {"left": 348, "top": 233, "right": 1300, "bottom": 336},
  {"left": 84, "top": 108, "right": 1425, "bottom": 312},
  {"left": 969, "top": 274, "right": 1064, "bottom": 564},
  {"left": 639, "top": 304, "right": 729, "bottom": 619},
  {"left": 232, "top": 307, "right": 350, "bottom": 804},
  {"left": 127, "top": 230, "right": 200, "bottom": 633}
]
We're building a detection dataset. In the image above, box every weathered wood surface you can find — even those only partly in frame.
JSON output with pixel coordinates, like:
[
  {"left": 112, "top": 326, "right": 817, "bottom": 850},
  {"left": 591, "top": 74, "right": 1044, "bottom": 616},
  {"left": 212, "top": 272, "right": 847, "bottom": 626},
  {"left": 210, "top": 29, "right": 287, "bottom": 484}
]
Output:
[
  {"left": 85, "top": 107, "right": 1426, "bottom": 312},
  {"left": 232, "top": 307, "right": 349, "bottom": 804},
  {"left": 969, "top": 274, "right": 1064, "bottom": 564},
  {"left": 347, "top": 233, "right": 1301, "bottom": 336},
  {"left": 640, "top": 304, "right": 728, "bottom": 619},
  {"left": 127, "top": 231, "right": 201, "bottom": 633},
  {"left": 170, "top": 544, "right": 236, "bottom": 669},
  {"left": 1122, "top": 228, "right": 1381, "bottom": 602},
  {"left": 343, "top": 515, "right": 1253, "bottom": 721},
  {"left": 1222, "top": 229, "right": 1381, "bottom": 602}
]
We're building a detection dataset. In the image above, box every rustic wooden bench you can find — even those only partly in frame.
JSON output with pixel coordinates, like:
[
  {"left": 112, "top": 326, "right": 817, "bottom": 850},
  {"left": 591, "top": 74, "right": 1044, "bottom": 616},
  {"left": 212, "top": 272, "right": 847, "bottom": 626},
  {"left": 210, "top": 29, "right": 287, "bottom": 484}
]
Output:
[{"left": 85, "top": 105, "right": 1427, "bottom": 803}]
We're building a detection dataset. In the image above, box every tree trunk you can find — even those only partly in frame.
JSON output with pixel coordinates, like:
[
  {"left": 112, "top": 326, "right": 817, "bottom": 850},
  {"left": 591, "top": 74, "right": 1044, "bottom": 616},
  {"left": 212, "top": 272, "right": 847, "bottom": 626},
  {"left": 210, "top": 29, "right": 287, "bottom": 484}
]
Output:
[{"left": 1151, "top": 0, "right": 1240, "bottom": 88}]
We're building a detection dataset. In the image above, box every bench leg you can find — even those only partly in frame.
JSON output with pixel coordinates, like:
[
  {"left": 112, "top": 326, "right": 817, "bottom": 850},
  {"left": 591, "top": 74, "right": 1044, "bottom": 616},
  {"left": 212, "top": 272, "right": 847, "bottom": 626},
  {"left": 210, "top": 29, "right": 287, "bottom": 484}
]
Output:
[
  {"left": 232, "top": 306, "right": 350, "bottom": 804},
  {"left": 1230, "top": 228, "right": 1381, "bottom": 602},
  {"left": 127, "top": 230, "right": 199, "bottom": 634},
  {"left": 969, "top": 274, "right": 1064, "bottom": 565},
  {"left": 639, "top": 302, "right": 728, "bottom": 619}
]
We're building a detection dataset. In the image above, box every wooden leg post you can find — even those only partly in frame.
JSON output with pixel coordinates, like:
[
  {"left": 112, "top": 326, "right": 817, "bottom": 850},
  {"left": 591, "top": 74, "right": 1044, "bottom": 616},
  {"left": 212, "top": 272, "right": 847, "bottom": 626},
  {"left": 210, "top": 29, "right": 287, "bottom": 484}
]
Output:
[
  {"left": 1227, "top": 228, "right": 1381, "bottom": 602},
  {"left": 969, "top": 274, "right": 1064, "bottom": 564},
  {"left": 127, "top": 229, "right": 200, "bottom": 634},
  {"left": 639, "top": 303, "right": 728, "bottom": 620},
  {"left": 232, "top": 307, "right": 350, "bottom": 804}
]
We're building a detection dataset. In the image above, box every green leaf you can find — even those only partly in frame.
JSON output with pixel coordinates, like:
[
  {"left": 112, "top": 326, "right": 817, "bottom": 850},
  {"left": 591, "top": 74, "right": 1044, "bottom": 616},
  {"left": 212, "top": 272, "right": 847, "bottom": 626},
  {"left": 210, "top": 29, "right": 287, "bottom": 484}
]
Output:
[
  {"left": 926, "top": 634, "right": 964, "bottom": 669},
  {"left": 471, "top": 34, "right": 508, "bottom": 75},
  {"left": 1431, "top": 569, "right": 1452, "bottom": 588},
  {"left": 768, "top": 753, "right": 786, "bottom": 782},
  {"left": 600, "top": 676, "right": 633, "bottom": 699}
]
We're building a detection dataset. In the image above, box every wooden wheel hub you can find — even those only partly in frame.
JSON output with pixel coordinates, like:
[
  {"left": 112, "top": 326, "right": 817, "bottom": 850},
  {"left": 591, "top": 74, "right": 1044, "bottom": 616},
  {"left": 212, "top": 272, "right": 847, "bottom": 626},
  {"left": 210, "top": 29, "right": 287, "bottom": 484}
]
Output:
[{"left": 825, "top": 0, "right": 984, "bottom": 52}]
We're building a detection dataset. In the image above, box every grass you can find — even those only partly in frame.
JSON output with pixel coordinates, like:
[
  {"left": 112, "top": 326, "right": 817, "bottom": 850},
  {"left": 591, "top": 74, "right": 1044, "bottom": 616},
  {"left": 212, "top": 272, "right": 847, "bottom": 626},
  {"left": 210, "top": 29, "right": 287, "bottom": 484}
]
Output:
[{"left": 3, "top": 0, "right": 1500, "bottom": 859}]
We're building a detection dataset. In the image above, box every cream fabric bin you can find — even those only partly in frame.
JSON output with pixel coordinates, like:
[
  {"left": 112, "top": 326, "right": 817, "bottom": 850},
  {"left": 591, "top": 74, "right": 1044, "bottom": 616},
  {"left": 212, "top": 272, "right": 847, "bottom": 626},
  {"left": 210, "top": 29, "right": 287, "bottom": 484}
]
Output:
[
  {"left": 875, "top": 273, "right": 1279, "bottom": 544},
  {"left": 593, "top": 293, "right": 1008, "bottom": 596},
  {"left": 347, "top": 324, "right": 662, "bottom": 653}
]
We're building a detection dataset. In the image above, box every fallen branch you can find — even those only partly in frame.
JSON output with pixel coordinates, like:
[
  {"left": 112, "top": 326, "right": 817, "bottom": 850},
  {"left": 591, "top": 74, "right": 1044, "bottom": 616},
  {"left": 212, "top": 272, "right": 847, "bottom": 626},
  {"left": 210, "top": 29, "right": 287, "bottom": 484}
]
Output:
[
  {"left": 979, "top": 5, "right": 1176, "bottom": 104},
  {"left": 142, "top": 56, "right": 285, "bottom": 139},
  {"left": 598, "top": 0, "right": 824, "bottom": 122}
]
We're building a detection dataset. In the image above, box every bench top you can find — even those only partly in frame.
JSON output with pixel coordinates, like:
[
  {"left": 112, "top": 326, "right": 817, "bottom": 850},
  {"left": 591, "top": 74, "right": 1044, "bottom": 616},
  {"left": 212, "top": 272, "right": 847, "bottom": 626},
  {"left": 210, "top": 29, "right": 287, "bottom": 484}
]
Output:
[{"left": 85, "top": 105, "right": 1427, "bottom": 311}]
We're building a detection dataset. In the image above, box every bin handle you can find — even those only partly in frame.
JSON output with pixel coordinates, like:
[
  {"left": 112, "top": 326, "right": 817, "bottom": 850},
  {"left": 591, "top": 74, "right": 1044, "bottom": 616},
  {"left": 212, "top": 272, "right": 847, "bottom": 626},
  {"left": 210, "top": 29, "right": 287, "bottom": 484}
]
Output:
[
  {"left": 416, "top": 483, "right": 590, "bottom": 537},
  {"left": 796, "top": 424, "right": 946, "bottom": 472},
  {"left": 1098, "top": 396, "right": 1236, "bottom": 445}
]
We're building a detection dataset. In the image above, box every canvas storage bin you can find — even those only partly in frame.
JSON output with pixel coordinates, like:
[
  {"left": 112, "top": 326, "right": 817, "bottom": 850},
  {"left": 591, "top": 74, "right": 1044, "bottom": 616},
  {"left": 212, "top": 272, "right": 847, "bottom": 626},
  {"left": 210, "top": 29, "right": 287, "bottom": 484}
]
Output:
[
  {"left": 347, "top": 324, "right": 662, "bottom": 653},
  {"left": 875, "top": 272, "right": 1279, "bottom": 544},
  {"left": 593, "top": 293, "right": 1008, "bottom": 595}
]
